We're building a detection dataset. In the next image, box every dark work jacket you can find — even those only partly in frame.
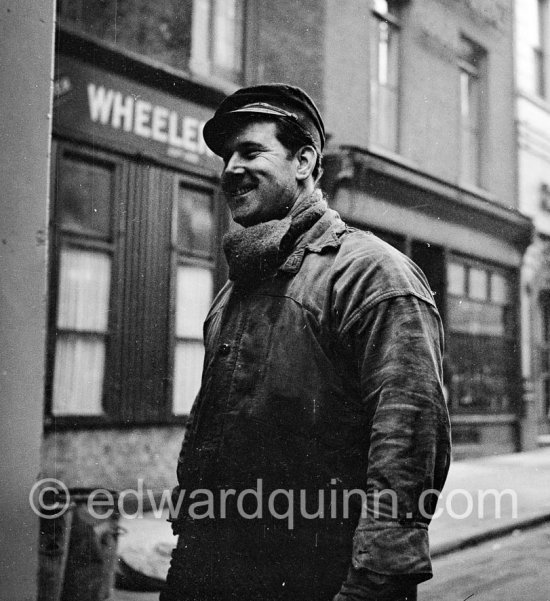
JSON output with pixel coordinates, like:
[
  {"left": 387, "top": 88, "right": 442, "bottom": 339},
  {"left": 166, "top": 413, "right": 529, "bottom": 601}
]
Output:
[{"left": 166, "top": 208, "right": 451, "bottom": 601}]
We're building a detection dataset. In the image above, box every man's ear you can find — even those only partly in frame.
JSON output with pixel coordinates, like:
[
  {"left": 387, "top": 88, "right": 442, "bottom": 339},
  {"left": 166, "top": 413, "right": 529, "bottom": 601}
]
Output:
[{"left": 295, "top": 145, "right": 317, "bottom": 181}]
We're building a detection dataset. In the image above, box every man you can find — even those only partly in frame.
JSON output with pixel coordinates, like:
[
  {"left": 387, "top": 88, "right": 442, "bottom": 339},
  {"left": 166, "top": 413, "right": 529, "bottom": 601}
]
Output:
[{"left": 161, "top": 84, "right": 451, "bottom": 601}]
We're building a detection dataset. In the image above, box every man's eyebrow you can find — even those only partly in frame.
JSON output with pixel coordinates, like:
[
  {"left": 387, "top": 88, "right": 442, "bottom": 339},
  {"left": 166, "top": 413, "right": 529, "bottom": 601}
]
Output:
[
  {"left": 236, "top": 141, "right": 267, "bottom": 150},
  {"left": 222, "top": 140, "right": 267, "bottom": 158}
]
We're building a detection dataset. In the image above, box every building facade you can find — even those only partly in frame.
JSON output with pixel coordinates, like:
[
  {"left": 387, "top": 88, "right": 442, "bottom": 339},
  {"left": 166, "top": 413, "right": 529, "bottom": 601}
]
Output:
[
  {"left": 43, "top": 0, "right": 325, "bottom": 492},
  {"left": 43, "top": 0, "right": 536, "bottom": 498},
  {"left": 515, "top": 0, "right": 550, "bottom": 446},
  {"left": 322, "top": 0, "right": 531, "bottom": 458}
]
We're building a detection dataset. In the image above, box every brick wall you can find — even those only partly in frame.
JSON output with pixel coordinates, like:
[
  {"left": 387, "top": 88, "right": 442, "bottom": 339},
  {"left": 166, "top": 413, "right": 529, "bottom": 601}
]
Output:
[
  {"left": 255, "top": 0, "right": 324, "bottom": 110},
  {"left": 41, "top": 427, "right": 183, "bottom": 493}
]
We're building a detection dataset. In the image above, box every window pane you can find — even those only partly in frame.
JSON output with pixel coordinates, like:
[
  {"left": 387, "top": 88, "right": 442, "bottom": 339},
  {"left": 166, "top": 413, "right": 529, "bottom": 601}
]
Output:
[
  {"left": 190, "top": 0, "right": 243, "bottom": 81},
  {"left": 58, "top": 0, "right": 194, "bottom": 72},
  {"left": 212, "top": 0, "right": 243, "bottom": 75},
  {"left": 447, "top": 262, "right": 466, "bottom": 296},
  {"left": 190, "top": 0, "right": 210, "bottom": 73},
  {"left": 491, "top": 273, "right": 510, "bottom": 305},
  {"left": 52, "top": 334, "right": 105, "bottom": 415},
  {"left": 460, "top": 71, "right": 470, "bottom": 119},
  {"left": 57, "top": 248, "right": 111, "bottom": 332},
  {"left": 448, "top": 297, "right": 505, "bottom": 336},
  {"left": 173, "top": 340, "right": 204, "bottom": 415},
  {"left": 175, "top": 265, "right": 213, "bottom": 338},
  {"left": 447, "top": 333, "right": 513, "bottom": 414},
  {"left": 378, "top": 22, "right": 389, "bottom": 85},
  {"left": 370, "top": 16, "right": 399, "bottom": 150},
  {"left": 459, "top": 38, "right": 484, "bottom": 186},
  {"left": 176, "top": 185, "right": 214, "bottom": 255},
  {"left": 58, "top": 156, "right": 112, "bottom": 238},
  {"left": 469, "top": 267, "right": 488, "bottom": 301}
]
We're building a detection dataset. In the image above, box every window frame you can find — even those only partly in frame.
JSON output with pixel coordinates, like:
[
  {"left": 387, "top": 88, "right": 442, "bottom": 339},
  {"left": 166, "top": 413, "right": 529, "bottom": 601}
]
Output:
[
  {"left": 369, "top": 0, "right": 401, "bottom": 152},
  {"left": 45, "top": 141, "right": 123, "bottom": 426},
  {"left": 445, "top": 254, "right": 519, "bottom": 416},
  {"left": 458, "top": 35, "right": 486, "bottom": 189},
  {"left": 190, "top": 0, "right": 246, "bottom": 84},
  {"left": 168, "top": 174, "right": 225, "bottom": 417},
  {"left": 534, "top": 0, "right": 549, "bottom": 98}
]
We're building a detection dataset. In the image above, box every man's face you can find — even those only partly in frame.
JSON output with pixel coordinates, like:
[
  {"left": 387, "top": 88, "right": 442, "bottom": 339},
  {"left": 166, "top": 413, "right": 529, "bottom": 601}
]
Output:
[{"left": 220, "top": 119, "right": 300, "bottom": 227}]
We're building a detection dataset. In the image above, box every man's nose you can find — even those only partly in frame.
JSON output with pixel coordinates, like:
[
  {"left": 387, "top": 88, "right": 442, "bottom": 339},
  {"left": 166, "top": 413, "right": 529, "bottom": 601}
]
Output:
[{"left": 224, "top": 152, "right": 245, "bottom": 173}]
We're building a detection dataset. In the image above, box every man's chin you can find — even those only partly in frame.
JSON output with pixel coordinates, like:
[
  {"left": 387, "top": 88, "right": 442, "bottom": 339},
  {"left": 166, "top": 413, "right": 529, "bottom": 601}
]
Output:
[
  {"left": 231, "top": 214, "right": 260, "bottom": 228},
  {"left": 229, "top": 202, "right": 261, "bottom": 228}
]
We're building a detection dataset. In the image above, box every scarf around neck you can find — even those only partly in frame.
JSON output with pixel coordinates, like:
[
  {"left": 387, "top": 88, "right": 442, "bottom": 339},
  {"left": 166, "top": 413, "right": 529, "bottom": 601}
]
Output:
[{"left": 223, "top": 189, "right": 327, "bottom": 284}]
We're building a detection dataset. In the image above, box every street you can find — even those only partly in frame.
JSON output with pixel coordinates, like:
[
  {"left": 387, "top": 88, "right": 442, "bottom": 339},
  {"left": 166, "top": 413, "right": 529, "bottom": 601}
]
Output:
[
  {"left": 113, "top": 523, "right": 550, "bottom": 601},
  {"left": 420, "top": 523, "right": 550, "bottom": 601}
]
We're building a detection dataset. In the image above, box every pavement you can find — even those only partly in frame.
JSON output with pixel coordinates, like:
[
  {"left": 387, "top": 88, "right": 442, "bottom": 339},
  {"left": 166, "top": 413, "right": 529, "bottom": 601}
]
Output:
[
  {"left": 112, "top": 447, "right": 550, "bottom": 599},
  {"left": 429, "top": 446, "right": 550, "bottom": 557}
]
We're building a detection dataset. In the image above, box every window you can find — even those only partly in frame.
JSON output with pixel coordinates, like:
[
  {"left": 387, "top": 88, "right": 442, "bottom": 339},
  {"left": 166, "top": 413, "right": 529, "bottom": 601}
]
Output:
[
  {"left": 172, "top": 182, "right": 217, "bottom": 415},
  {"left": 459, "top": 37, "right": 486, "bottom": 187},
  {"left": 370, "top": 0, "right": 400, "bottom": 151},
  {"left": 50, "top": 154, "right": 115, "bottom": 415},
  {"left": 446, "top": 258, "right": 517, "bottom": 415},
  {"left": 190, "top": 0, "right": 245, "bottom": 82},
  {"left": 48, "top": 144, "right": 227, "bottom": 425},
  {"left": 535, "top": 0, "right": 548, "bottom": 97},
  {"left": 56, "top": 0, "right": 245, "bottom": 83}
]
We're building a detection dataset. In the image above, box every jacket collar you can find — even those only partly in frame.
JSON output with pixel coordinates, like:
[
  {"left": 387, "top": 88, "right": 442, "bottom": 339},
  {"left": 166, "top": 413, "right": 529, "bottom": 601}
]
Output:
[{"left": 279, "top": 208, "right": 346, "bottom": 274}]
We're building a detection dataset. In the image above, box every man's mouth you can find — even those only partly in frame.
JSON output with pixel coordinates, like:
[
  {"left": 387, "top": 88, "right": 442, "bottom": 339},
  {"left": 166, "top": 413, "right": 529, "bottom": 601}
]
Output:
[{"left": 225, "top": 184, "right": 256, "bottom": 198}]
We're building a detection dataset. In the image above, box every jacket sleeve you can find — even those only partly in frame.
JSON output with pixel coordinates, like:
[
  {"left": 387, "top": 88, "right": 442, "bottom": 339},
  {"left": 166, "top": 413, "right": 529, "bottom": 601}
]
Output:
[{"left": 333, "top": 293, "right": 451, "bottom": 599}]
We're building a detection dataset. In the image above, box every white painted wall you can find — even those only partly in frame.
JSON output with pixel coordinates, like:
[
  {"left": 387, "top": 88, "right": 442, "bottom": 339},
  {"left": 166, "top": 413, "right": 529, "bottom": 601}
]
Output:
[{"left": 0, "top": 1, "right": 55, "bottom": 599}]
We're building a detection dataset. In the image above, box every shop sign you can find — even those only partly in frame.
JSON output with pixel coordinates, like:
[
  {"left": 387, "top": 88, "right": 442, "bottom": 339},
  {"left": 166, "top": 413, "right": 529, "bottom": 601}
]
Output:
[{"left": 53, "top": 55, "right": 222, "bottom": 171}]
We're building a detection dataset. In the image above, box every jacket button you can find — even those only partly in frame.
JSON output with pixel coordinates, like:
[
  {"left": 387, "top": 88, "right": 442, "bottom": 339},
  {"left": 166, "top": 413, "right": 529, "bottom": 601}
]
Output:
[{"left": 219, "top": 343, "right": 231, "bottom": 356}]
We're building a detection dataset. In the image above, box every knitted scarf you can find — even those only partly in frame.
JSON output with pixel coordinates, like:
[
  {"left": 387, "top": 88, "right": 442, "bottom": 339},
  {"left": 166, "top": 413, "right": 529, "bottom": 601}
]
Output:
[{"left": 223, "top": 189, "right": 327, "bottom": 284}]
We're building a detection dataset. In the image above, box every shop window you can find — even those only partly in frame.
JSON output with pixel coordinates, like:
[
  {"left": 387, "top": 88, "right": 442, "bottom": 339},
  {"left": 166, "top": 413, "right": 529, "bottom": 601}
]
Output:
[
  {"left": 446, "top": 258, "right": 516, "bottom": 415},
  {"left": 447, "top": 262, "right": 466, "bottom": 297},
  {"left": 459, "top": 36, "right": 486, "bottom": 188},
  {"left": 47, "top": 142, "right": 226, "bottom": 425},
  {"left": 172, "top": 182, "right": 217, "bottom": 415},
  {"left": 468, "top": 267, "right": 488, "bottom": 301},
  {"left": 370, "top": 0, "right": 400, "bottom": 151},
  {"left": 50, "top": 154, "right": 115, "bottom": 415}
]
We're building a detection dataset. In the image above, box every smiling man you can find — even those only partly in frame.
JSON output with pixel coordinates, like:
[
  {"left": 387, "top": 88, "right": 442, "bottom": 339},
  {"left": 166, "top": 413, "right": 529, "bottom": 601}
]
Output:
[{"left": 161, "top": 84, "right": 451, "bottom": 601}]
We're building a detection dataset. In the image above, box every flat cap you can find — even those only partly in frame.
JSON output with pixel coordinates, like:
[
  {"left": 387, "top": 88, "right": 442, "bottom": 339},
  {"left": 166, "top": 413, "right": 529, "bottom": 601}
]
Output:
[{"left": 203, "top": 83, "right": 326, "bottom": 157}]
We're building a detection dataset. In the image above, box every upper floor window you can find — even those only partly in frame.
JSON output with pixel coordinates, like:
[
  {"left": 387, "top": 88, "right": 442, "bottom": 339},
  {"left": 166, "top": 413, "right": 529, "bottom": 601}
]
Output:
[
  {"left": 459, "top": 36, "right": 486, "bottom": 188},
  {"left": 370, "top": 0, "right": 401, "bottom": 151},
  {"left": 57, "top": 0, "right": 246, "bottom": 84},
  {"left": 190, "top": 0, "right": 245, "bottom": 83},
  {"left": 535, "top": 0, "right": 548, "bottom": 97}
]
